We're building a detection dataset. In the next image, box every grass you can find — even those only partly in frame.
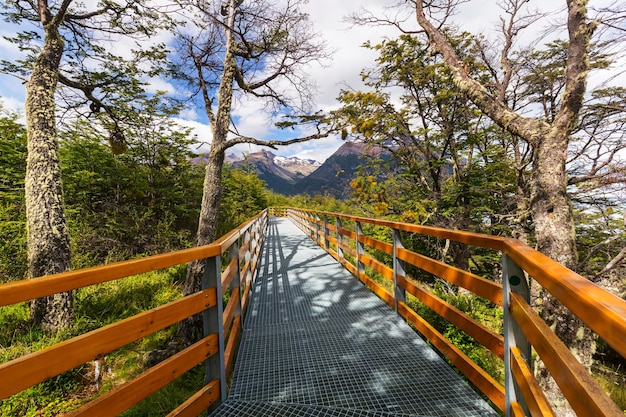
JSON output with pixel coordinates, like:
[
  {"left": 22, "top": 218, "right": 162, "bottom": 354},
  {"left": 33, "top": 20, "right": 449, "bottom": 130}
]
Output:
[
  {"left": 2, "top": 253, "right": 623, "bottom": 416},
  {"left": 0, "top": 264, "right": 206, "bottom": 417},
  {"left": 594, "top": 363, "right": 626, "bottom": 413}
]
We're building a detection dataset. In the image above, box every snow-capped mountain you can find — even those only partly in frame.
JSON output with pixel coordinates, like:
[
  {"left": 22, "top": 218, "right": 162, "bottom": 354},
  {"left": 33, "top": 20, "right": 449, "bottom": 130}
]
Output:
[{"left": 192, "top": 141, "right": 387, "bottom": 198}]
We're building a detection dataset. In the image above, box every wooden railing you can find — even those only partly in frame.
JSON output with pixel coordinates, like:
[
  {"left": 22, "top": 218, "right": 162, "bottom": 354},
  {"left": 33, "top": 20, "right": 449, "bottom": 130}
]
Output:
[
  {"left": 2, "top": 206, "right": 625, "bottom": 416},
  {"left": 0, "top": 209, "right": 268, "bottom": 416},
  {"left": 280, "top": 207, "right": 626, "bottom": 417}
]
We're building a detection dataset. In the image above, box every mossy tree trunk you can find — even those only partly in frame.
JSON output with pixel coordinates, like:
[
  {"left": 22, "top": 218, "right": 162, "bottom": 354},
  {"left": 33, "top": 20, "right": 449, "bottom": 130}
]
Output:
[
  {"left": 4, "top": 0, "right": 184, "bottom": 332},
  {"left": 177, "top": 0, "right": 332, "bottom": 344},
  {"left": 414, "top": 1, "right": 595, "bottom": 412},
  {"left": 179, "top": 0, "right": 238, "bottom": 345},
  {"left": 25, "top": 13, "right": 73, "bottom": 332}
]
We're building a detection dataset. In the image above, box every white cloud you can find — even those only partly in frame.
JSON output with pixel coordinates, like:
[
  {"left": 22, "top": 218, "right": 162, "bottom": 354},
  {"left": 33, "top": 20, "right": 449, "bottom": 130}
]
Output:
[
  {"left": 230, "top": 95, "right": 275, "bottom": 139},
  {"left": 0, "top": 96, "right": 25, "bottom": 118},
  {"left": 209, "top": 1, "right": 400, "bottom": 162},
  {"left": 178, "top": 105, "right": 200, "bottom": 121},
  {"left": 301, "top": 1, "right": 397, "bottom": 110},
  {"left": 288, "top": 135, "right": 345, "bottom": 163},
  {"left": 2, "top": 0, "right": 620, "bottom": 166},
  {"left": 173, "top": 118, "right": 213, "bottom": 152},
  {"left": 145, "top": 76, "right": 177, "bottom": 95}
]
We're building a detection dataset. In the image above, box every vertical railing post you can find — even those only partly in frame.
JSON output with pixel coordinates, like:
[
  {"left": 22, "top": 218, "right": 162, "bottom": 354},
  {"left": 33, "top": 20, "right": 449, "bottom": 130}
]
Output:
[
  {"left": 244, "top": 227, "right": 251, "bottom": 285},
  {"left": 315, "top": 213, "right": 321, "bottom": 244},
  {"left": 392, "top": 228, "right": 406, "bottom": 313},
  {"left": 251, "top": 213, "right": 266, "bottom": 284},
  {"left": 229, "top": 240, "right": 242, "bottom": 322},
  {"left": 203, "top": 254, "right": 227, "bottom": 408},
  {"left": 336, "top": 217, "right": 344, "bottom": 262},
  {"left": 503, "top": 253, "right": 531, "bottom": 417},
  {"left": 323, "top": 214, "right": 329, "bottom": 249},
  {"left": 355, "top": 221, "right": 365, "bottom": 282}
]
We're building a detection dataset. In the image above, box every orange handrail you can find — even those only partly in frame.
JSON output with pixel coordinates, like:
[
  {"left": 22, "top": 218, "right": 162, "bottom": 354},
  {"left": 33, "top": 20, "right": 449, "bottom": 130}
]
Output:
[
  {"left": 0, "top": 209, "right": 269, "bottom": 416},
  {"left": 283, "top": 207, "right": 625, "bottom": 416},
  {"left": 2, "top": 206, "right": 625, "bottom": 416}
]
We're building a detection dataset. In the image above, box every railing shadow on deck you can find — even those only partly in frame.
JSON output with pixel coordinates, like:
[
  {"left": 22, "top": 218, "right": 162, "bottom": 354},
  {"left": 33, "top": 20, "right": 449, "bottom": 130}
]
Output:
[
  {"left": 274, "top": 206, "right": 626, "bottom": 417},
  {"left": 0, "top": 209, "right": 268, "bottom": 416},
  {"left": 231, "top": 216, "right": 497, "bottom": 416},
  {"left": 1, "top": 206, "right": 625, "bottom": 416}
]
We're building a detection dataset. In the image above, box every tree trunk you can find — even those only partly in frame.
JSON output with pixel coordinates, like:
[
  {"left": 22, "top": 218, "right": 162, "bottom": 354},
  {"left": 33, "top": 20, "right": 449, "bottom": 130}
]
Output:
[
  {"left": 530, "top": 133, "right": 577, "bottom": 267},
  {"left": 179, "top": 149, "right": 225, "bottom": 346},
  {"left": 178, "top": 0, "right": 239, "bottom": 345},
  {"left": 25, "top": 25, "right": 73, "bottom": 331},
  {"left": 529, "top": 130, "right": 592, "bottom": 414},
  {"left": 413, "top": 1, "right": 596, "bottom": 413}
]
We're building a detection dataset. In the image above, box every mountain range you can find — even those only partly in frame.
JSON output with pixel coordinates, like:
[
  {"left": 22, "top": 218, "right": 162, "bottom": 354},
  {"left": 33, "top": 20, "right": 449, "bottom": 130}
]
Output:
[{"left": 192, "top": 141, "right": 381, "bottom": 198}]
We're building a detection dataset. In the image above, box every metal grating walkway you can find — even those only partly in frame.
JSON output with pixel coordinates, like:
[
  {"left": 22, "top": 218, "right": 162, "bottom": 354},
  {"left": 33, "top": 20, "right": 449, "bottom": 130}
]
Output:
[{"left": 209, "top": 217, "right": 499, "bottom": 417}]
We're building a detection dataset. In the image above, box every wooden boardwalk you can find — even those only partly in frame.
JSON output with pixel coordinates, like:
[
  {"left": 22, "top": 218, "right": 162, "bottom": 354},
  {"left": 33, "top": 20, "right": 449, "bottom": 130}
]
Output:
[{"left": 209, "top": 217, "right": 499, "bottom": 417}]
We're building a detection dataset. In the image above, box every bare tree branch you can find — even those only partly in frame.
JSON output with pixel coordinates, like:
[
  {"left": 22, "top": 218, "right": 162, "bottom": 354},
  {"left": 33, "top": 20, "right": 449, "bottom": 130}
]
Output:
[
  {"left": 412, "top": 0, "right": 550, "bottom": 145},
  {"left": 594, "top": 246, "right": 626, "bottom": 279},
  {"left": 215, "top": 131, "right": 333, "bottom": 153}
]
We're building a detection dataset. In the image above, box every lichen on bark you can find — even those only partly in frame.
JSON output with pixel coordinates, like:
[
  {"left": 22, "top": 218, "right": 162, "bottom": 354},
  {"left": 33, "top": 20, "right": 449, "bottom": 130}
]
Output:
[
  {"left": 25, "top": 23, "right": 73, "bottom": 332},
  {"left": 414, "top": 0, "right": 598, "bottom": 413}
]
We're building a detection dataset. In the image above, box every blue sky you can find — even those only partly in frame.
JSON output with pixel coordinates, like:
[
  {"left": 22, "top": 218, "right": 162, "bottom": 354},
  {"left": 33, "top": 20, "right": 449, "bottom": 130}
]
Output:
[
  {"left": 0, "top": 1, "right": 394, "bottom": 163},
  {"left": 1, "top": 1, "right": 621, "bottom": 162}
]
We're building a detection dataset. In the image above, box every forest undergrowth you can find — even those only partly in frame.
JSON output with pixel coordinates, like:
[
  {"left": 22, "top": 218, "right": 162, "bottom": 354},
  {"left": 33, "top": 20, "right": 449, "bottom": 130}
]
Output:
[{"left": 0, "top": 265, "right": 211, "bottom": 417}]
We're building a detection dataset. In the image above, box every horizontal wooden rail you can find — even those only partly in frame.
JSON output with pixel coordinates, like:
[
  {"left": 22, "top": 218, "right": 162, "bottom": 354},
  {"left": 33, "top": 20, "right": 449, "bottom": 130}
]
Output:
[
  {"left": 398, "top": 302, "right": 506, "bottom": 410},
  {"left": 223, "top": 289, "right": 240, "bottom": 331},
  {"left": 0, "top": 209, "right": 269, "bottom": 415},
  {"left": 0, "top": 210, "right": 267, "bottom": 307},
  {"left": 291, "top": 208, "right": 508, "bottom": 250},
  {"left": 396, "top": 247, "right": 502, "bottom": 305},
  {"left": 510, "top": 346, "right": 555, "bottom": 417},
  {"left": 359, "top": 252, "right": 394, "bottom": 281},
  {"left": 67, "top": 335, "right": 219, "bottom": 416},
  {"left": 285, "top": 207, "right": 626, "bottom": 416},
  {"left": 225, "top": 316, "right": 242, "bottom": 375},
  {"left": 510, "top": 293, "right": 623, "bottom": 416},
  {"left": 0, "top": 289, "right": 216, "bottom": 400},
  {"left": 167, "top": 379, "right": 221, "bottom": 417},
  {"left": 222, "top": 257, "right": 239, "bottom": 296},
  {"left": 0, "top": 247, "right": 221, "bottom": 307},
  {"left": 398, "top": 276, "right": 504, "bottom": 359},
  {"left": 503, "top": 239, "right": 626, "bottom": 359},
  {"left": 4, "top": 206, "right": 622, "bottom": 416},
  {"left": 293, "top": 208, "right": 626, "bottom": 359}
]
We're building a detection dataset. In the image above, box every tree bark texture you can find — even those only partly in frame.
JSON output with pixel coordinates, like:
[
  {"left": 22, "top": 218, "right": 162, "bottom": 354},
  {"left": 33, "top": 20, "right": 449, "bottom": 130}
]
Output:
[
  {"left": 25, "top": 23, "right": 73, "bottom": 331},
  {"left": 414, "top": 1, "right": 595, "bottom": 413},
  {"left": 528, "top": 4, "right": 596, "bottom": 412},
  {"left": 413, "top": 0, "right": 587, "bottom": 267},
  {"left": 179, "top": 0, "right": 239, "bottom": 345}
]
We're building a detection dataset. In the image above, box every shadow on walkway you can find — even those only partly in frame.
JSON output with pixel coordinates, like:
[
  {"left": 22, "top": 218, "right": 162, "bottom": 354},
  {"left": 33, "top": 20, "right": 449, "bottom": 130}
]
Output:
[{"left": 210, "top": 218, "right": 499, "bottom": 417}]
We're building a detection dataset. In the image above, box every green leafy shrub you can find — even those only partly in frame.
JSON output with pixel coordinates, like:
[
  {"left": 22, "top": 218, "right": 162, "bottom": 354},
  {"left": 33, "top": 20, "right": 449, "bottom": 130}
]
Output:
[{"left": 0, "top": 107, "right": 27, "bottom": 282}]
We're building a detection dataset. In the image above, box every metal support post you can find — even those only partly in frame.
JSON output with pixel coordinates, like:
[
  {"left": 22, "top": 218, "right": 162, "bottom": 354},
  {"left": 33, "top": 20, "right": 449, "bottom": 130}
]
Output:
[
  {"left": 203, "top": 254, "right": 227, "bottom": 408},
  {"left": 336, "top": 217, "right": 344, "bottom": 262},
  {"left": 502, "top": 253, "right": 531, "bottom": 417},
  {"left": 323, "top": 215, "right": 330, "bottom": 249},
  {"left": 392, "top": 228, "right": 407, "bottom": 313},
  {"left": 355, "top": 221, "right": 365, "bottom": 281},
  {"left": 243, "top": 228, "right": 251, "bottom": 285},
  {"left": 315, "top": 214, "right": 321, "bottom": 244},
  {"left": 229, "top": 241, "right": 242, "bottom": 321}
]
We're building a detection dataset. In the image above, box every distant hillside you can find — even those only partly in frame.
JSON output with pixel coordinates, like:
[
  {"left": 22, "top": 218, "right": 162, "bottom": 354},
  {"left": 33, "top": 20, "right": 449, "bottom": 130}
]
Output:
[
  {"left": 296, "top": 141, "right": 367, "bottom": 198},
  {"left": 191, "top": 149, "right": 321, "bottom": 195},
  {"left": 191, "top": 142, "right": 386, "bottom": 199},
  {"left": 297, "top": 141, "right": 391, "bottom": 199}
]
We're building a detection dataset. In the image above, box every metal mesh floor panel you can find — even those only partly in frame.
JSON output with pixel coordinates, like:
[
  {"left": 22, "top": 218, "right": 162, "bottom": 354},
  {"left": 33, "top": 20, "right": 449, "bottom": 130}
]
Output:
[
  {"left": 210, "top": 218, "right": 499, "bottom": 417},
  {"left": 211, "top": 400, "right": 408, "bottom": 417}
]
